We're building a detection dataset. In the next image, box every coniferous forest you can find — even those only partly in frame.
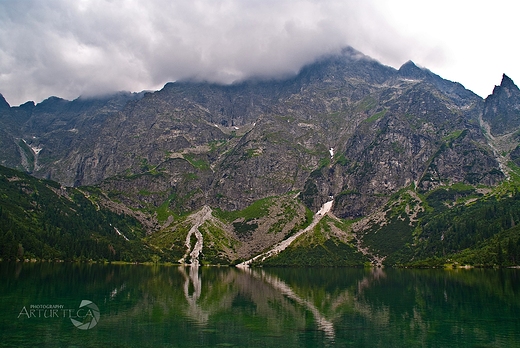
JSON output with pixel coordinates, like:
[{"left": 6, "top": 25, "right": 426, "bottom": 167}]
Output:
[{"left": 0, "top": 165, "right": 151, "bottom": 262}]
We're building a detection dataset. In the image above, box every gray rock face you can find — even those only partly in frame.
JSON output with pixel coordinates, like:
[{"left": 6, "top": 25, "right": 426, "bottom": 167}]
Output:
[
  {"left": 0, "top": 94, "right": 10, "bottom": 110},
  {"left": 0, "top": 47, "right": 514, "bottom": 217},
  {"left": 483, "top": 74, "right": 520, "bottom": 136}
]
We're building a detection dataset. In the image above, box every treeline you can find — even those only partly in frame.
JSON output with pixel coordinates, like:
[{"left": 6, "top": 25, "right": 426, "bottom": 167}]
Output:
[
  {"left": 359, "top": 184, "right": 520, "bottom": 267},
  {"left": 415, "top": 192, "right": 520, "bottom": 264},
  {"left": 386, "top": 186, "right": 520, "bottom": 267},
  {"left": 0, "top": 165, "right": 152, "bottom": 262}
]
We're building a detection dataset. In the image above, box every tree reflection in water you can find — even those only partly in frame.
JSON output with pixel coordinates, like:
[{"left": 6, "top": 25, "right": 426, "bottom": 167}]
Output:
[{"left": 1, "top": 263, "right": 520, "bottom": 347}]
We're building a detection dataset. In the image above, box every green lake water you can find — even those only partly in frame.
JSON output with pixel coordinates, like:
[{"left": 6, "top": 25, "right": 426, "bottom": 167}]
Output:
[{"left": 1, "top": 262, "right": 519, "bottom": 347}]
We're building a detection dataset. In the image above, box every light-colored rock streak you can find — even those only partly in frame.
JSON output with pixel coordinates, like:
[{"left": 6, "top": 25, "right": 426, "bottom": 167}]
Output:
[
  {"left": 179, "top": 206, "right": 212, "bottom": 266},
  {"left": 237, "top": 200, "right": 333, "bottom": 267},
  {"left": 113, "top": 227, "right": 129, "bottom": 241},
  {"left": 22, "top": 139, "right": 43, "bottom": 171}
]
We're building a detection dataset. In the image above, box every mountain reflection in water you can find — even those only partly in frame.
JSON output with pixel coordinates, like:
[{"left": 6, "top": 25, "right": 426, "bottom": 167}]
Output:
[{"left": 1, "top": 262, "right": 519, "bottom": 347}]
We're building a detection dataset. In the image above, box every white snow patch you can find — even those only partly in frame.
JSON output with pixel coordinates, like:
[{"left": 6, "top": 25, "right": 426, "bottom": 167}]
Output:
[
  {"left": 317, "top": 200, "right": 333, "bottom": 216},
  {"left": 22, "top": 139, "right": 42, "bottom": 155},
  {"left": 30, "top": 145, "right": 43, "bottom": 155}
]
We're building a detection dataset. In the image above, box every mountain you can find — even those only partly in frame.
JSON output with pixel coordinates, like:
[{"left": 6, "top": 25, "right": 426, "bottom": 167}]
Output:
[
  {"left": 483, "top": 74, "right": 520, "bottom": 136},
  {"left": 2, "top": 46, "right": 520, "bottom": 266}
]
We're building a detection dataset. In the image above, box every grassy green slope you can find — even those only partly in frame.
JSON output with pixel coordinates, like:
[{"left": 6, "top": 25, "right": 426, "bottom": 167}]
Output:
[{"left": 258, "top": 216, "right": 370, "bottom": 267}]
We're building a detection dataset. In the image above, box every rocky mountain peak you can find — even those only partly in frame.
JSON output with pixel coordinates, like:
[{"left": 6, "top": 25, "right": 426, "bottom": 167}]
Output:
[
  {"left": 483, "top": 74, "right": 520, "bottom": 135},
  {"left": 488, "top": 74, "right": 519, "bottom": 100},
  {"left": 487, "top": 74, "right": 520, "bottom": 99},
  {"left": 0, "top": 93, "right": 10, "bottom": 110},
  {"left": 397, "top": 60, "right": 424, "bottom": 79},
  {"left": 498, "top": 73, "right": 519, "bottom": 91},
  {"left": 397, "top": 60, "right": 479, "bottom": 108},
  {"left": 19, "top": 101, "right": 36, "bottom": 109}
]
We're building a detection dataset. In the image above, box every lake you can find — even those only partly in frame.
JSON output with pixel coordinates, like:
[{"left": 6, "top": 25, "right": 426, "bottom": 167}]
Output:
[{"left": 1, "top": 262, "right": 519, "bottom": 347}]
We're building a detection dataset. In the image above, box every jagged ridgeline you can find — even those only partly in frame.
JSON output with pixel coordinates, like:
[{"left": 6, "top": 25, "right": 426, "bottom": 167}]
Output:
[{"left": 1, "top": 47, "right": 520, "bottom": 266}]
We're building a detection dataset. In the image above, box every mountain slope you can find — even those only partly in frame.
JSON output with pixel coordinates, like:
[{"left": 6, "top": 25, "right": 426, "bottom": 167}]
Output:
[
  {"left": 0, "top": 165, "right": 150, "bottom": 261},
  {"left": 1, "top": 46, "right": 520, "bottom": 266}
]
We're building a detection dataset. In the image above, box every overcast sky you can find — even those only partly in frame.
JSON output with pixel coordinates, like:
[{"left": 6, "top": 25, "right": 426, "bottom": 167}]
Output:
[{"left": 0, "top": 0, "right": 518, "bottom": 106}]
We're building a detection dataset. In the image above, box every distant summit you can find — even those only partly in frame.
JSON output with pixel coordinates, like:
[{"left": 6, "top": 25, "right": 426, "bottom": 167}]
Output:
[
  {"left": 487, "top": 74, "right": 518, "bottom": 100},
  {"left": 483, "top": 73, "right": 520, "bottom": 136},
  {"left": 397, "top": 60, "right": 425, "bottom": 79},
  {"left": 0, "top": 93, "right": 10, "bottom": 110},
  {"left": 498, "top": 73, "right": 518, "bottom": 91}
]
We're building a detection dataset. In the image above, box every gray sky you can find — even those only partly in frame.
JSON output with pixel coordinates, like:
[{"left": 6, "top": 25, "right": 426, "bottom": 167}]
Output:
[{"left": 0, "top": 0, "right": 518, "bottom": 106}]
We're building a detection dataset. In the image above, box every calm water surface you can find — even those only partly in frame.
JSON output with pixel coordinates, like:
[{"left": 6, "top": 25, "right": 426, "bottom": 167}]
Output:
[{"left": 1, "top": 262, "right": 519, "bottom": 347}]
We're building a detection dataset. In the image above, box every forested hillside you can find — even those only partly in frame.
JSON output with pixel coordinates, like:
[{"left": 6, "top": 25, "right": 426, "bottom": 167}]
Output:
[{"left": 0, "top": 165, "right": 150, "bottom": 262}]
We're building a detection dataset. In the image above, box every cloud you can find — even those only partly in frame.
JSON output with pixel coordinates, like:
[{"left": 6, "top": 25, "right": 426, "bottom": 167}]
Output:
[
  {"left": 1, "top": 0, "right": 517, "bottom": 105},
  {"left": 0, "top": 0, "right": 413, "bottom": 105},
  {"left": 366, "top": 0, "right": 520, "bottom": 98}
]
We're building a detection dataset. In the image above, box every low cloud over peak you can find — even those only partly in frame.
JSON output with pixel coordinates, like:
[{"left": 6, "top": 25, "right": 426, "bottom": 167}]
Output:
[
  {"left": 0, "top": 1, "right": 417, "bottom": 105},
  {"left": 0, "top": 0, "right": 518, "bottom": 105}
]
